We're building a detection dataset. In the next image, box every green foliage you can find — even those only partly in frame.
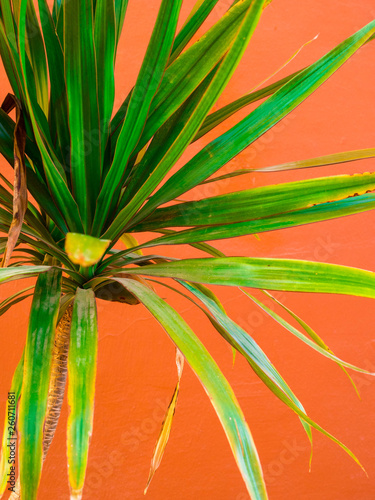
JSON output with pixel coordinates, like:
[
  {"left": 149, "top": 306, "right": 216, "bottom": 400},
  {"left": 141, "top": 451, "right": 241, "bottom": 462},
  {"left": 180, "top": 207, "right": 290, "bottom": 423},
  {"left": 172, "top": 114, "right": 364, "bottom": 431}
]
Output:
[
  {"left": 67, "top": 288, "right": 98, "bottom": 499},
  {"left": 0, "top": 1, "right": 374, "bottom": 498},
  {"left": 18, "top": 268, "right": 61, "bottom": 500}
]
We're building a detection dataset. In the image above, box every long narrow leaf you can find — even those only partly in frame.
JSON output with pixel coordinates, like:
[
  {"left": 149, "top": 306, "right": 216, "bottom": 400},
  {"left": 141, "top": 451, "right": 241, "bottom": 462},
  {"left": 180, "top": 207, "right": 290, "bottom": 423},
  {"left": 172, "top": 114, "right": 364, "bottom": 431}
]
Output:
[
  {"left": 0, "top": 2, "right": 23, "bottom": 97},
  {"left": 23, "top": 1, "right": 49, "bottom": 114},
  {"left": 93, "top": 0, "right": 184, "bottom": 234},
  {"left": 52, "top": 0, "right": 63, "bottom": 25},
  {"left": 240, "top": 290, "right": 372, "bottom": 374},
  {"left": 94, "top": 0, "right": 116, "bottom": 172},
  {"left": 37, "top": 0, "right": 70, "bottom": 166},
  {"left": 118, "top": 257, "right": 375, "bottom": 299},
  {"left": 67, "top": 288, "right": 98, "bottom": 500},
  {"left": 138, "top": 192, "right": 375, "bottom": 247},
  {"left": 140, "top": 20, "right": 375, "bottom": 215},
  {"left": 173, "top": 280, "right": 312, "bottom": 441},
  {"left": 105, "top": 0, "right": 267, "bottom": 240},
  {"left": 0, "top": 95, "right": 27, "bottom": 267},
  {"left": 0, "top": 109, "right": 68, "bottom": 231},
  {"left": 201, "top": 148, "right": 375, "bottom": 184},
  {"left": 18, "top": 268, "right": 62, "bottom": 500},
  {"left": 114, "top": 0, "right": 128, "bottom": 47},
  {"left": 0, "top": 265, "right": 50, "bottom": 285},
  {"left": 64, "top": 0, "right": 101, "bottom": 230},
  {"left": 0, "top": 353, "right": 24, "bottom": 496},
  {"left": 144, "top": 349, "right": 184, "bottom": 494},
  {"left": 115, "top": 277, "right": 268, "bottom": 500},
  {"left": 109, "top": 0, "right": 249, "bottom": 150},
  {"left": 258, "top": 291, "right": 362, "bottom": 396},
  {"left": 176, "top": 281, "right": 365, "bottom": 467},
  {"left": 195, "top": 69, "right": 302, "bottom": 142},
  {"left": 18, "top": 0, "right": 84, "bottom": 233},
  {"left": 0, "top": 286, "right": 33, "bottom": 317},
  {"left": 132, "top": 172, "right": 375, "bottom": 230},
  {"left": 170, "top": 0, "right": 222, "bottom": 63},
  {"left": 116, "top": 65, "right": 218, "bottom": 213}
]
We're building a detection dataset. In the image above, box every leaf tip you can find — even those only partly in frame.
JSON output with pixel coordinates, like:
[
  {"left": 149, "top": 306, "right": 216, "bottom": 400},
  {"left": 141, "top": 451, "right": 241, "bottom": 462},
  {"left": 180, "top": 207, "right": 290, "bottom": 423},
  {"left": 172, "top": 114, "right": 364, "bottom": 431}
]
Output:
[
  {"left": 65, "top": 233, "right": 111, "bottom": 267},
  {"left": 70, "top": 490, "right": 83, "bottom": 500}
]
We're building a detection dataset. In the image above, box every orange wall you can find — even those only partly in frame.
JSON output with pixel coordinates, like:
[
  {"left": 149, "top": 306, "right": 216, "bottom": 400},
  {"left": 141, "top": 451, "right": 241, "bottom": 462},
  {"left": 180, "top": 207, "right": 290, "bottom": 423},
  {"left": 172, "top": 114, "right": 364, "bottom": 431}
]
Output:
[{"left": 1, "top": 1, "right": 375, "bottom": 499}]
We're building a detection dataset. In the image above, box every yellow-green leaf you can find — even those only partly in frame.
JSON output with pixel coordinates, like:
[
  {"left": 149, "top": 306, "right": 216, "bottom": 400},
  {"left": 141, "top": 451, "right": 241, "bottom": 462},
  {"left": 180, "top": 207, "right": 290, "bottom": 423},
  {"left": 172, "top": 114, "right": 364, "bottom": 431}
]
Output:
[
  {"left": 120, "top": 233, "right": 143, "bottom": 256},
  {"left": 18, "top": 268, "right": 62, "bottom": 500},
  {"left": 0, "top": 353, "right": 24, "bottom": 496},
  {"left": 65, "top": 233, "right": 111, "bottom": 267},
  {"left": 67, "top": 288, "right": 98, "bottom": 500}
]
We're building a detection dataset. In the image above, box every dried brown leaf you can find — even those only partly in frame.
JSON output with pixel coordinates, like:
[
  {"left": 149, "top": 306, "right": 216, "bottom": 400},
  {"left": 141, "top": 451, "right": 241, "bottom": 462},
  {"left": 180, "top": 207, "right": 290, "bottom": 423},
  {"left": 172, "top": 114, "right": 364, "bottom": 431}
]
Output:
[
  {"left": 144, "top": 349, "right": 184, "bottom": 494},
  {"left": 1, "top": 94, "right": 27, "bottom": 267}
]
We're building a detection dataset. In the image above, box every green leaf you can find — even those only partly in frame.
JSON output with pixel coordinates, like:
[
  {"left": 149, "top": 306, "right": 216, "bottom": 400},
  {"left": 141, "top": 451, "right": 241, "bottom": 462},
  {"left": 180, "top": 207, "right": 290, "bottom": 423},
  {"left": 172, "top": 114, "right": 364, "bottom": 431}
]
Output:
[
  {"left": 0, "top": 107, "right": 15, "bottom": 163},
  {"left": 139, "top": 192, "right": 375, "bottom": 247},
  {"left": 37, "top": 0, "right": 70, "bottom": 166},
  {"left": 0, "top": 109, "right": 68, "bottom": 231},
  {"left": 0, "top": 175, "right": 50, "bottom": 241},
  {"left": 170, "top": 0, "right": 221, "bottom": 63},
  {"left": 8, "top": 231, "right": 76, "bottom": 270},
  {"left": 95, "top": 0, "right": 116, "bottom": 171},
  {"left": 189, "top": 241, "right": 225, "bottom": 258},
  {"left": 131, "top": 0, "right": 256, "bottom": 156},
  {"left": 114, "top": 0, "right": 128, "bottom": 47},
  {"left": 93, "top": 0, "right": 184, "bottom": 235},
  {"left": 116, "top": 65, "right": 218, "bottom": 214},
  {"left": 240, "top": 290, "right": 372, "bottom": 374},
  {"left": 194, "top": 69, "right": 302, "bottom": 142},
  {"left": 67, "top": 288, "right": 98, "bottom": 500},
  {"left": 253, "top": 148, "right": 375, "bottom": 173},
  {"left": 0, "top": 16, "right": 25, "bottom": 102},
  {"left": 0, "top": 286, "right": 33, "bottom": 317},
  {"left": 65, "top": 233, "right": 111, "bottom": 267},
  {"left": 108, "top": 0, "right": 247, "bottom": 150},
  {"left": 17, "top": 0, "right": 84, "bottom": 233},
  {"left": 0, "top": 352, "right": 23, "bottom": 496},
  {"left": 18, "top": 268, "right": 62, "bottom": 500},
  {"left": 53, "top": 0, "right": 64, "bottom": 42},
  {"left": 0, "top": 205, "right": 67, "bottom": 262},
  {"left": 258, "top": 291, "right": 362, "bottom": 396},
  {"left": 23, "top": 1, "right": 49, "bottom": 114},
  {"left": 177, "top": 281, "right": 312, "bottom": 442},
  {"left": 104, "top": 0, "right": 267, "bottom": 240},
  {"left": 118, "top": 257, "right": 375, "bottom": 299},
  {"left": 26, "top": 171, "right": 69, "bottom": 234},
  {"left": 52, "top": 0, "right": 63, "bottom": 25},
  {"left": 0, "top": 0, "right": 17, "bottom": 52},
  {"left": 173, "top": 280, "right": 364, "bottom": 468},
  {"left": 140, "top": 20, "right": 375, "bottom": 214},
  {"left": 0, "top": 1, "right": 23, "bottom": 97},
  {"left": 0, "top": 265, "right": 50, "bottom": 285},
  {"left": 132, "top": 172, "right": 375, "bottom": 230},
  {"left": 64, "top": 0, "right": 102, "bottom": 230},
  {"left": 199, "top": 148, "right": 375, "bottom": 184},
  {"left": 115, "top": 277, "right": 268, "bottom": 500}
]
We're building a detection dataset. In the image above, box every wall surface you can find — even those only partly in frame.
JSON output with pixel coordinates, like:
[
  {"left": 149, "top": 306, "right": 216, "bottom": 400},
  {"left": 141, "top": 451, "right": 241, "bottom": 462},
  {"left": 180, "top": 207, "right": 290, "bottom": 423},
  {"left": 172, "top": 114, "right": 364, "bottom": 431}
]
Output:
[{"left": 0, "top": 1, "right": 375, "bottom": 499}]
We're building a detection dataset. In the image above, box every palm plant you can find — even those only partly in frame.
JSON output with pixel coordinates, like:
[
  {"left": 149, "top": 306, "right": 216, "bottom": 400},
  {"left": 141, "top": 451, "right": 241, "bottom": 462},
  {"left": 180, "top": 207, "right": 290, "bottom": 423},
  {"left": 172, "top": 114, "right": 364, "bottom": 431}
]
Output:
[{"left": 0, "top": 0, "right": 374, "bottom": 498}]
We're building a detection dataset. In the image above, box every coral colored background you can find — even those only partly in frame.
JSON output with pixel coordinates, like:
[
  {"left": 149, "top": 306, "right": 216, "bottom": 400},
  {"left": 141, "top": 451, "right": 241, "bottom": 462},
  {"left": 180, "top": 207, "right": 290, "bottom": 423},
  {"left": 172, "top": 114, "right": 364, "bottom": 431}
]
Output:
[{"left": 1, "top": 1, "right": 375, "bottom": 498}]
